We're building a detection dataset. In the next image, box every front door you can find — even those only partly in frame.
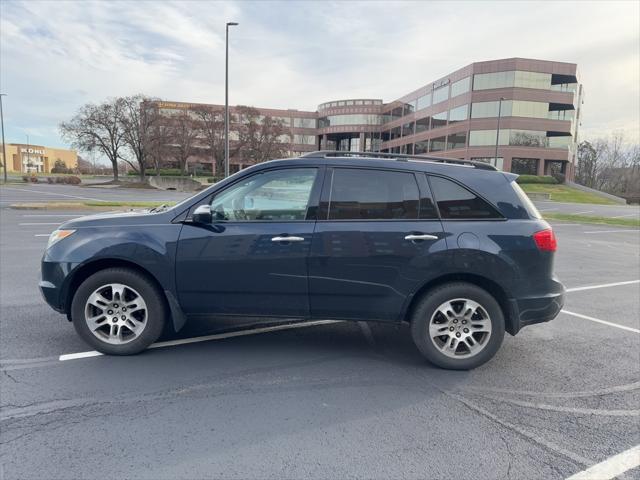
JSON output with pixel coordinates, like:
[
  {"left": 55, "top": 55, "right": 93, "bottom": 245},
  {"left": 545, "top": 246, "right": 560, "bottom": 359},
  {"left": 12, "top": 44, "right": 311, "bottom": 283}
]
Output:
[
  {"left": 309, "top": 167, "right": 446, "bottom": 321},
  {"left": 176, "top": 167, "right": 321, "bottom": 318}
]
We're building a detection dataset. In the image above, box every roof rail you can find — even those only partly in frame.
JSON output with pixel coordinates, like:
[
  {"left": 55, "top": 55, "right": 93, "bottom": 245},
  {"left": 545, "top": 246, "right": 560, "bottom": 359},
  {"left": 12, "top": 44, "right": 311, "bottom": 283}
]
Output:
[{"left": 299, "top": 150, "right": 497, "bottom": 171}]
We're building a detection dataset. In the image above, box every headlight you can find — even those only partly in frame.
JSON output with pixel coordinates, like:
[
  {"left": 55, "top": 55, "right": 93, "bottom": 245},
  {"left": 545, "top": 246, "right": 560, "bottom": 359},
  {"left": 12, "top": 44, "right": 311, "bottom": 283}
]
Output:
[{"left": 47, "top": 229, "right": 76, "bottom": 249}]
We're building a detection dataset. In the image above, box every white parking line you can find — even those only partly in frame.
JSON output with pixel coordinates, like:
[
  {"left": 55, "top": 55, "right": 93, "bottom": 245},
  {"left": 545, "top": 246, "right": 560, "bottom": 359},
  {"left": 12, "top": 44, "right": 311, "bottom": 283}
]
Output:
[
  {"left": 34, "top": 234, "right": 51, "bottom": 237},
  {"left": 22, "top": 214, "right": 82, "bottom": 218},
  {"left": 612, "top": 213, "right": 639, "bottom": 219},
  {"left": 538, "top": 208, "right": 557, "bottom": 212},
  {"left": 567, "top": 280, "right": 640, "bottom": 292},
  {"left": 574, "top": 211, "right": 594, "bottom": 215},
  {"left": 561, "top": 310, "right": 640, "bottom": 334},
  {"left": 583, "top": 229, "right": 640, "bottom": 234},
  {"left": 59, "top": 320, "right": 342, "bottom": 361},
  {"left": 565, "top": 444, "right": 640, "bottom": 480}
]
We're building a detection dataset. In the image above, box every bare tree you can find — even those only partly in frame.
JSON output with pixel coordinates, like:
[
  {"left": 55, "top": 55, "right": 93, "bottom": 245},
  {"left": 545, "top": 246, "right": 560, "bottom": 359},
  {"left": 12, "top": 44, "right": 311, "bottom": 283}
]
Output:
[
  {"left": 236, "top": 106, "right": 291, "bottom": 165},
  {"left": 119, "top": 95, "right": 161, "bottom": 180},
  {"left": 168, "top": 111, "right": 200, "bottom": 175},
  {"left": 191, "top": 105, "right": 230, "bottom": 176},
  {"left": 60, "top": 98, "right": 127, "bottom": 181}
]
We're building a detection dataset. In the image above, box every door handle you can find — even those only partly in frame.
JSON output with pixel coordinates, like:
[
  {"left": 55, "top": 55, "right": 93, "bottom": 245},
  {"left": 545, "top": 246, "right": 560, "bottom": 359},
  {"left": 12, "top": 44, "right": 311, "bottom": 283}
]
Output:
[
  {"left": 404, "top": 234, "right": 439, "bottom": 241},
  {"left": 271, "top": 236, "right": 305, "bottom": 242}
]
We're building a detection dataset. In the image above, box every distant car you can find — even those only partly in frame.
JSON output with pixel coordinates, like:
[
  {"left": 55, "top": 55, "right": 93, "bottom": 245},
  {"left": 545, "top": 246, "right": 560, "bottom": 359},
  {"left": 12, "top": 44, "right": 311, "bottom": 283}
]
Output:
[{"left": 40, "top": 151, "right": 564, "bottom": 369}]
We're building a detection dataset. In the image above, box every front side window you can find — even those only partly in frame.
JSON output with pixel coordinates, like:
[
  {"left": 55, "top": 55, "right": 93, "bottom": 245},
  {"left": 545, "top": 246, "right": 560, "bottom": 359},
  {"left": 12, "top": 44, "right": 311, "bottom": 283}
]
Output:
[
  {"left": 211, "top": 168, "right": 317, "bottom": 221},
  {"left": 327, "top": 169, "right": 420, "bottom": 220},
  {"left": 429, "top": 176, "right": 502, "bottom": 219}
]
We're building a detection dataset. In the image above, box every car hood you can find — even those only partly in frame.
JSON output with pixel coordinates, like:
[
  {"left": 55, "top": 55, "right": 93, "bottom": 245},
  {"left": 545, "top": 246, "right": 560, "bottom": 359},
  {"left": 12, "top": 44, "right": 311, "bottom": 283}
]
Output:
[{"left": 60, "top": 209, "right": 172, "bottom": 229}]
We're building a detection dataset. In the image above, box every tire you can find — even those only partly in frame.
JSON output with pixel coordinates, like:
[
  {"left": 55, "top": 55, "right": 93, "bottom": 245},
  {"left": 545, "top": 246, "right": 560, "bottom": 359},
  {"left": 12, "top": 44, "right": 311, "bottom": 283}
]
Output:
[
  {"left": 410, "top": 282, "right": 505, "bottom": 370},
  {"left": 70, "top": 268, "right": 167, "bottom": 355}
]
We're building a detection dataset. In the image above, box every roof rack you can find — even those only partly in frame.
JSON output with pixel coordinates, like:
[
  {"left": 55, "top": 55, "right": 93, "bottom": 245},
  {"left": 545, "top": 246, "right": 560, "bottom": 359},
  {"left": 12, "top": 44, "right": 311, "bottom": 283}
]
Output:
[{"left": 299, "top": 150, "right": 497, "bottom": 171}]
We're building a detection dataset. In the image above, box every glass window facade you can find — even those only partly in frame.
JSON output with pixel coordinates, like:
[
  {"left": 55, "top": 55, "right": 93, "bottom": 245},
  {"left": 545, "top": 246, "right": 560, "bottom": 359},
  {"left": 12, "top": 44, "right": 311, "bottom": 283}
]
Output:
[
  {"left": 447, "top": 132, "right": 467, "bottom": 150},
  {"left": 448, "top": 104, "right": 468, "bottom": 123},
  {"left": 511, "top": 158, "right": 539, "bottom": 175},
  {"left": 432, "top": 85, "right": 449, "bottom": 104},
  {"left": 471, "top": 100, "right": 549, "bottom": 119},
  {"left": 415, "top": 116, "right": 430, "bottom": 133},
  {"left": 431, "top": 111, "right": 448, "bottom": 129},
  {"left": 469, "top": 129, "right": 563, "bottom": 148},
  {"left": 293, "top": 118, "right": 316, "bottom": 128},
  {"left": 429, "top": 136, "right": 446, "bottom": 152},
  {"left": 473, "top": 70, "right": 552, "bottom": 91},
  {"left": 318, "top": 114, "right": 382, "bottom": 127},
  {"left": 416, "top": 93, "right": 431, "bottom": 111},
  {"left": 451, "top": 77, "right": 471, "bottom": 97},
  {"left": 402, "top": 122, "right": 415, "bottom": 137},
  {"left": 403, "top": 101, "right": 416, "bottom": 116},
  {"left": 414, "top": 140, "right": 429, "bottom": 154},
  {"left": 469, "top": 129, "right": 508, "bottom": 146},
  {"left": 293, "top": 134, "right": 317, "bottom": 145}
]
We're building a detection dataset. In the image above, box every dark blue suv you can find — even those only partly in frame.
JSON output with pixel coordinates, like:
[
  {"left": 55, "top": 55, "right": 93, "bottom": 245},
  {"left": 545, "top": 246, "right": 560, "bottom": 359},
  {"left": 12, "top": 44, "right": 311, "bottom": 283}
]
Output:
[{"left": 40, "top": 152, "right": 564, "bottom": 369}]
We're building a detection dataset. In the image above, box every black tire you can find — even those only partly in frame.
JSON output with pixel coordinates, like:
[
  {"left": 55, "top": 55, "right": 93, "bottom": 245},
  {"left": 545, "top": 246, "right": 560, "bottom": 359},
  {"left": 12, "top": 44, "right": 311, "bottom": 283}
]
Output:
[
  {"left": 70, "top": 268, "right": 167, "bottom": 355},
  {"left": 410, "top": 282, "right": 505, "bottom": 370}
]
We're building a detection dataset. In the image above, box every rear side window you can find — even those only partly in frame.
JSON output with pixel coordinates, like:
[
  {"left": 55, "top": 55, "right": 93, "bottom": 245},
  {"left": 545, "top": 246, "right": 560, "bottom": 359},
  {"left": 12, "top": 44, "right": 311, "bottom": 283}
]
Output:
[
  {"left": 327, "top": 168, "right": 419, "bottom": 220},
  {"left": 429, "top": 176, "right": 502, "bottom": 219}
]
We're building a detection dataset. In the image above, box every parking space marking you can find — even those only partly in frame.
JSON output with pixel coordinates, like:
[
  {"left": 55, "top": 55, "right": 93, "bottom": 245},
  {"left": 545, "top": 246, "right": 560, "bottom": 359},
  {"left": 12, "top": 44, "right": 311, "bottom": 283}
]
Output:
[
  {"left": 59, "top": 320, "right": 342, "bottom": 361},
  {"left": 612, "top": 213, "right": 639, "bottom": 219},
  {"left": 574, "top": 211, "right": 594, "bottom": 215},
  {"left": 22, "top": 214, "right": 82, "bottom": 218},
  {"left": 583, "top": 229, "right": 640, "bottom": 234},
  {"left": 34, "top": 234, "right": 50, "bottom": 237},
  {"left": 561, "top": 310, "right": 640, "bottom": 334},
  {"left": 566, "top": 280, "right": 640, "bottom": 292},
  {"left": 565, "top": 444, "right": 640, "bottom": 480}
]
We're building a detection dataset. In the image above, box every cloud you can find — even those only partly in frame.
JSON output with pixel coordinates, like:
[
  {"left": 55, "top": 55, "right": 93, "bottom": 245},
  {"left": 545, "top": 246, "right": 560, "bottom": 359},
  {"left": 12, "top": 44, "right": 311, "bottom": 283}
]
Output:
[{"left": 0, "top": 0, "right": 638, "bottom": 149}]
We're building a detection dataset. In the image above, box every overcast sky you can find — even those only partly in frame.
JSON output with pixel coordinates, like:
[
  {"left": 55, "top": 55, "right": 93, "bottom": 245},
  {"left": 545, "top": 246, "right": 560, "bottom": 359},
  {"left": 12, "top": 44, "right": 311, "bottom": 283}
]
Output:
[{"left": 1, "top": 0, "right": 638, "bottom": 151}]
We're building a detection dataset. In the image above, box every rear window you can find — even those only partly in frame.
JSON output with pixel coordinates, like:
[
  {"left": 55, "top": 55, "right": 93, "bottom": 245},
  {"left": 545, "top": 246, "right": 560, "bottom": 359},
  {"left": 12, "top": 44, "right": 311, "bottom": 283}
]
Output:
[
  {"left": 327, "top": 168, "right": 420, "bottom": 220},
  {"left": 429, "top": 176, "right": 502, "bottom": 219},
  {"left": 510, "top": 181, "right": 542, "bottom": 219}
]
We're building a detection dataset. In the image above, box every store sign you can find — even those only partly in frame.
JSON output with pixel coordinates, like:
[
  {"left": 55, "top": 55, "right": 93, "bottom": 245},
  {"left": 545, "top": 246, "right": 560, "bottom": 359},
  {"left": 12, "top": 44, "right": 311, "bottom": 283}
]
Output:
[{"left": 21, "top": 148, "right": 45, "bottom": 155}]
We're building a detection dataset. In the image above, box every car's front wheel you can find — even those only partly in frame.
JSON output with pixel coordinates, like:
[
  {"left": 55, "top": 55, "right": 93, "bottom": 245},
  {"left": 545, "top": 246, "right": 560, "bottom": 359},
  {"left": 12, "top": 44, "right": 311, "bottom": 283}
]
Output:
[
  {"left": 71, "top": 268, "right": 166, "bottom": 355},
  {"left": 410, "top": 282, "right": 505, "bottom": 370}
]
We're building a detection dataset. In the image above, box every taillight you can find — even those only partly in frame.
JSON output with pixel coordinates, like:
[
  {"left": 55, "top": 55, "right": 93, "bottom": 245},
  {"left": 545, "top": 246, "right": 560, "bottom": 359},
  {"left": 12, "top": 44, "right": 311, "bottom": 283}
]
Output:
[{"left": 533, "top": 229, "right": 557, "bottom": 252}]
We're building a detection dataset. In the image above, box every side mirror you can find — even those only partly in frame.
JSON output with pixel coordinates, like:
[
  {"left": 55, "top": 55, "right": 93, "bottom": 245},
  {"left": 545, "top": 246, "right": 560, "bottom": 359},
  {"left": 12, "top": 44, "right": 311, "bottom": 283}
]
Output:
[{"left": 191, "top": 204, "right": 212, "bottom": 224}]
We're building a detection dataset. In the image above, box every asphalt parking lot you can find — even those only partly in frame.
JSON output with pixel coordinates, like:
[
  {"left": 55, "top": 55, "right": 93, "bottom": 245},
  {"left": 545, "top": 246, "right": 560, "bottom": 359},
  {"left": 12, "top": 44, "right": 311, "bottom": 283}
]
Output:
[{"left": 1, "top": 185, "right": 639, "bottom": 479}]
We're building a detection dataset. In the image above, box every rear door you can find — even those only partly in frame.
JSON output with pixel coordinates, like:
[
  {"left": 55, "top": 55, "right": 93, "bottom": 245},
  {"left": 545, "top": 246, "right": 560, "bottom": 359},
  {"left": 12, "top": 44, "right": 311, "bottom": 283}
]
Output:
[{"left": 308, "top": 167, "right": 446, "bottom": 321}]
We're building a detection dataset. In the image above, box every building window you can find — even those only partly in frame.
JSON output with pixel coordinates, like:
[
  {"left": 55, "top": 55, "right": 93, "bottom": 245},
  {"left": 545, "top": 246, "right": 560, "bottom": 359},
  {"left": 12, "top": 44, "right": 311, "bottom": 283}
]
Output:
[
  {"left": 389, "top": 126, "right": 401, "bottom": 140},
  {"left": 511, "top": 158, "right": 539, "bottom": 175},
  {"left": 447, "top": 132, "right": 467, "bottom": 150},
  {"left": 473, "top": 71, "right": 516, "bottom": 90},
  {"left": 469, "top": 130, "right": 508, "bottom": 146},
  {"left": 432, "top": 85, "right": 449, "bottom": 104},
  {"left": 448, "top": 104, "right": 468, "bottom": 123},
  {"left": 326, "top": 168, "right": 420, "bottom": 220},
  {"left": 401, "top": 122, "right": 415, "bottom": 137},
  {"left": 293, "top": 118, "right": 317, "bottom": 128},
  {"left": 293, "top": 134, "right": 317, "bottom": 145},
  {"left": 451, "top": 77, "right": 471, "bottom": 97},
  {"left": 414, "top": 140, "right": 429, "bottom": 154},
  {"left": 514, "top": 71, "right": 551, "bottom": 89},
  {"left": 318, "top": 114, "right": 382, "bottom": 127},
  {"left": 415, "top": 116, "right": 430, "bottom": 133},
  {"left": 416, "top": 93, "right": 432, "bottom": 111},
  {"left": 431, "top": 111, "right": 448, "bottom": 129},
  {"left": 403, "top": 101, "right": 416, "bottom": 116},
  {"left": 429, "top": 136, "right": 446, "bottom": 152}
]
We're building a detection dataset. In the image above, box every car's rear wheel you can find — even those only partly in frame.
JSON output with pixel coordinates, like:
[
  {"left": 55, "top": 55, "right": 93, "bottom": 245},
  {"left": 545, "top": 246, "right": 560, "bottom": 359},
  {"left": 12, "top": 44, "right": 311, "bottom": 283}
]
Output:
[
  {"left": 410, "top": 282, "right": 505, "bottom": 370},
  {"left": 71, "top": 268, "right": 166, "bottom": 355}
]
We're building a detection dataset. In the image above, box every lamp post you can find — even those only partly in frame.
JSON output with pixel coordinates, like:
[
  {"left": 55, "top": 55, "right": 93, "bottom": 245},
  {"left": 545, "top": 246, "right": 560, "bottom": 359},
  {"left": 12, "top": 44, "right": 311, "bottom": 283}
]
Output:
[
  {"left": 494, "top": 97, "right": 505, "bottom": 164},
  {"left": 0, "top": 94, "right": 7, "bottom": 183},
  {"left": 224, "top": 21, "right": 239, "bottom": 178}
]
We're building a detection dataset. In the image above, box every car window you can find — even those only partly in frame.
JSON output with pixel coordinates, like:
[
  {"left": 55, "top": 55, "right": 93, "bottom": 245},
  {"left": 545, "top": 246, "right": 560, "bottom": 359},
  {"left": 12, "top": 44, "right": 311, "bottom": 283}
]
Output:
[
  {"left": 327, "top": 168, "right": 420, "bottom": 220},
  {"left": 428, "top": 175, "right": 502, "bottom": 219},
  {"left": 210, "top": 168, "right": 317, "bottom": 221}
]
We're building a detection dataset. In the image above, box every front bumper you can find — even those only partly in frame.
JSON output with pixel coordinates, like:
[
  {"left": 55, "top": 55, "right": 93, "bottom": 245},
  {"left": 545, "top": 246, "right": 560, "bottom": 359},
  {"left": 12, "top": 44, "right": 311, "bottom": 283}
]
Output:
[{"left": 39, "top": 279, "right": 65, "bottom": 313}]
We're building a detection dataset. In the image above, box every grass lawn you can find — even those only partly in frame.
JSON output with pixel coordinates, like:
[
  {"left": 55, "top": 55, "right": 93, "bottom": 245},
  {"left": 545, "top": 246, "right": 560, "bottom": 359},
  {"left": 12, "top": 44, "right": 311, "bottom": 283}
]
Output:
[
  {"left": 520, "top": 184, "right": 618, "bottom": 205},
  {"left": 543, "top": 213, "right": 639, "bottom": 228}
]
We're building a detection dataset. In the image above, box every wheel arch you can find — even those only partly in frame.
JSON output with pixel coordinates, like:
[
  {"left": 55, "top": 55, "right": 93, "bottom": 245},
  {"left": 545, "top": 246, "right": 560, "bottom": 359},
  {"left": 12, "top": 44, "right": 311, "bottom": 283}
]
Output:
[
  {"left": 402, "top": 273, "right": 518, "bottom": 335},
  {"left": 63, "top": 258, "right": 181, "bottom": 330}
]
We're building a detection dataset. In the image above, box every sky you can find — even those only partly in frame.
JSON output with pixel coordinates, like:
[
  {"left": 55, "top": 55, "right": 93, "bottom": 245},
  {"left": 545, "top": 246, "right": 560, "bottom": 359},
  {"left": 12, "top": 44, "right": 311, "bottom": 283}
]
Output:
[{"left": 0, "top": 0, "right": 639, "bottom": 152}]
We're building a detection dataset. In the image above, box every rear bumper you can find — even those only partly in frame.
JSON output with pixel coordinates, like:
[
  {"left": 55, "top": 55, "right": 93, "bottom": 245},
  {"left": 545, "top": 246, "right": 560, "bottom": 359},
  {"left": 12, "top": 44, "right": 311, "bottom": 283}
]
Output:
[{"left": 507, "top": 284, "right": 565, "bottom": 335}]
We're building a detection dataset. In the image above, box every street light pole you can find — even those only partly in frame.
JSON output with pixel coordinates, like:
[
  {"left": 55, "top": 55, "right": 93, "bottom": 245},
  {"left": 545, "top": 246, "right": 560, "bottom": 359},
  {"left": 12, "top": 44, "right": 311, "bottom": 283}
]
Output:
[
  {"left": 224, "top": 21, "right": 239, "bottom": 178},
  {"left": 494, "top": 97, "right": 505, "bottom": 164},
  {"left": 0, "top": 94, "right": 7, "bottom": 183}
]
